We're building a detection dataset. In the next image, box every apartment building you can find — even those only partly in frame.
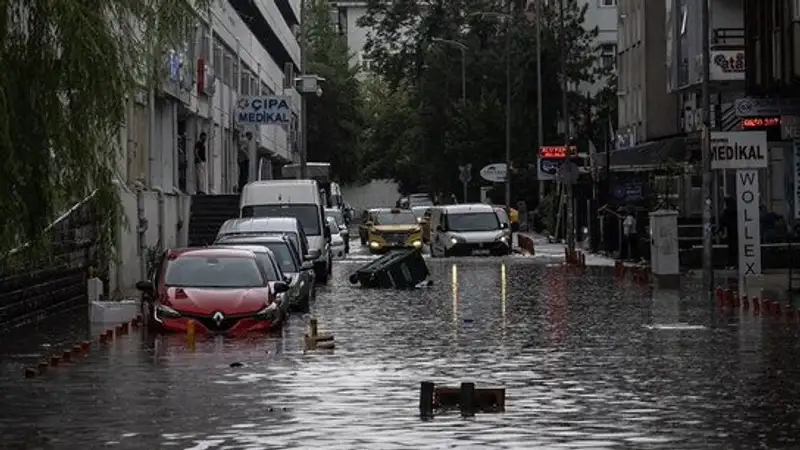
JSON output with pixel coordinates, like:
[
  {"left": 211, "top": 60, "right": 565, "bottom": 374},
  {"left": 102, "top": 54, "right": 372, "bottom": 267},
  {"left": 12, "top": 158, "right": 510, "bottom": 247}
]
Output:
[
  {"left": 330, "top": 1, "right": 371, "bottom": 74},
  {"left": 110, "top": 0, "right": 302, "bottom": 296},
  {"left": 576, "top": 0, "right": 618, "bottom": 95},
  {"left": 741, "top": 0, "right": 800, "bottom": 218}
]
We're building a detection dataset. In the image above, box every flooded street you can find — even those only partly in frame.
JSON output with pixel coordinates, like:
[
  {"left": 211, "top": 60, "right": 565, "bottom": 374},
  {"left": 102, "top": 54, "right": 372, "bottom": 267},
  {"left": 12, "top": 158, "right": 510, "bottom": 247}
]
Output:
[{"left": 2, "top": 242, "right": 800, "bottom": 449}]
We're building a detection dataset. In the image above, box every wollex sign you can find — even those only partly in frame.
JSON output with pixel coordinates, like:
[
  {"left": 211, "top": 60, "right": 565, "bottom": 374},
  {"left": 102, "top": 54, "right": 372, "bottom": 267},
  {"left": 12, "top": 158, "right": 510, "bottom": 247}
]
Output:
[{"left": 736, "top": 170, "right": 762, "bottom": 276}]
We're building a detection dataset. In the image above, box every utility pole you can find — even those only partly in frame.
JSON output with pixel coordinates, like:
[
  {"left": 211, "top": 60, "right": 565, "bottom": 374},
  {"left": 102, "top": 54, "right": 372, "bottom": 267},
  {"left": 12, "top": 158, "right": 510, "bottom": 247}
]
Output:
[
  {"left": 298, "top": 0, "right": 308, "bottom": 179},
  {"left": 536, "top": 0, "right": 544, "bottom": 205},
  {"left": 560, "top": 0, "right": 574, "bottom": 254},
  {"left": 504, "top": 0, "right": 512, "bottom": 209},
  {"left": 701, "top": 0, "right": 714, "bottom": 296}
]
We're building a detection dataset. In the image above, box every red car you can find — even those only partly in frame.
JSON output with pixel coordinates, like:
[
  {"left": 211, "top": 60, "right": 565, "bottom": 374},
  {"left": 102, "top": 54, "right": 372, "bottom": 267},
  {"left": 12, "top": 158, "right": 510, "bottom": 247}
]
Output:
[{"left": 135, "top": 247, "right": 290, "bottom": 335}]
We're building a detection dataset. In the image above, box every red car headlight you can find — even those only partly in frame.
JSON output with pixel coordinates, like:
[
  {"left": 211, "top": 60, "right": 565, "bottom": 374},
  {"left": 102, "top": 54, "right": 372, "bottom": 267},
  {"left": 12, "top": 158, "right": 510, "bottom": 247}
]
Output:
[{"left": 154, "top": 303, "right": 181, "bottom": 320}]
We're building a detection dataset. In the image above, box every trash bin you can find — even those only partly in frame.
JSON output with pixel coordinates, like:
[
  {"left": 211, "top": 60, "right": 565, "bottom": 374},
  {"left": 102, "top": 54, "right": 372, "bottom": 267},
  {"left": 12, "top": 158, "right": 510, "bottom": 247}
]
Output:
[{"left": 349, "top": 249, "right": 429, "bottom": 289}]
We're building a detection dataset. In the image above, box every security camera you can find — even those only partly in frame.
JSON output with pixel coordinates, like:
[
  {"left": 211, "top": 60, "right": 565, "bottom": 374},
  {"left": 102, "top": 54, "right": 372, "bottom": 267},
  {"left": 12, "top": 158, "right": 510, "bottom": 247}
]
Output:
[{"left": 316, "top": 87, "right": 323, "bottom": 97}]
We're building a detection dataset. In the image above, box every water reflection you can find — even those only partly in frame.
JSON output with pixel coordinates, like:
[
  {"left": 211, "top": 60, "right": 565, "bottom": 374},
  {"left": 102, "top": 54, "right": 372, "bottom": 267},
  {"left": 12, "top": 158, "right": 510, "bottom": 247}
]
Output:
[{"left": 1, "top": 257, "right": 800, "bottom": 448}]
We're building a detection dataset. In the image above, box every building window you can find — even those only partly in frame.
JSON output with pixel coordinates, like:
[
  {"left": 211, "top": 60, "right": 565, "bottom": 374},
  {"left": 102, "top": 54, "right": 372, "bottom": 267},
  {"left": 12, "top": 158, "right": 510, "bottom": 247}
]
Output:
[
  {"left": 600, "top": 43, "right": 616, "bottom": 69},
  {"left": 359, "top": 52, "right": 373, "bottom": 72},
  {"left": 599, "top": 0, "right": 616, "bottom": 6},
  {"left": 240, "top": 72, "right": 250, "bottom": 95},
  {"left": 212, "top": 44, "right": 222, "bottom": 79}
]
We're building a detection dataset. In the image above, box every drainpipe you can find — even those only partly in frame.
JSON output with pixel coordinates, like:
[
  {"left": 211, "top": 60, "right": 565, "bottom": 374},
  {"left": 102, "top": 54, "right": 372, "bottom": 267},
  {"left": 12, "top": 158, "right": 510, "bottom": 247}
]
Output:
[
  {"left": 135, "top": 178, "right": 148, "bottom": 282},
  {"left": 152, "top": 186, "right": 166, "bottom": 250}
]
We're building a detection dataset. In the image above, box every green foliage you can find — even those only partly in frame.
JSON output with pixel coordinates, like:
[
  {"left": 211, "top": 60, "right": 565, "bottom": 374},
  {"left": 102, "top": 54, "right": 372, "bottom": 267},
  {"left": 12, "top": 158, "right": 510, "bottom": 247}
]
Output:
[
  {"left": 356, "top": 0, "right": 607, "bottom": 202},
  {"left": 304, "top": 0, "right": 364, "bottom": 184},
  {"left": 0, "top": 0, "right": 208, "bottom": 262}
]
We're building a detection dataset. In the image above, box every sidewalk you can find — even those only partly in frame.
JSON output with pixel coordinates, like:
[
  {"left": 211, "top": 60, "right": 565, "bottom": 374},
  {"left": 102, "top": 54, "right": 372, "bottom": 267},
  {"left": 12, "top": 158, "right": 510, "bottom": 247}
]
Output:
[
  {"left": 516, "top": 233, "right": 616, "bottom": 266},
  {"left": 685, "top": 269, "right": 800, "bottom": 298}
]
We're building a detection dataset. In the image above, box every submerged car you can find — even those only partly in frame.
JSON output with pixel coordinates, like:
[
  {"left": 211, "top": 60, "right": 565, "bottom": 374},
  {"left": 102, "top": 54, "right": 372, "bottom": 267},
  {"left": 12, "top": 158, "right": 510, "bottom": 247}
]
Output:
[
  {"left": 359, "top": 208, "right": 424, "bottom": 254},
  {"left": 135, "top": 248, "right": 289, "bottom": 335},
  {"left": 208, "top": 235, "right": 316, "bottom": 312}
]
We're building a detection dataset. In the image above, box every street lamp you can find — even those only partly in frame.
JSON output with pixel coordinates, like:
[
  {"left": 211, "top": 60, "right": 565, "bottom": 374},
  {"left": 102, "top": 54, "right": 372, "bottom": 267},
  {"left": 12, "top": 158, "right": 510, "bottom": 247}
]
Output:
[
  {"left": 431, "top": 38, "right": 467, "bottom": 104},
  {"left": 468, "top": 7, "right": 513, "bottom": 210}
]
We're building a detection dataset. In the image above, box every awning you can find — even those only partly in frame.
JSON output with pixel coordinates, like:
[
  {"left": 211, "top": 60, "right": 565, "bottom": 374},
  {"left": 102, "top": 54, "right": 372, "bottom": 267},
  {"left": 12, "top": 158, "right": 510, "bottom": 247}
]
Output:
[{"left": 591, "top": 135, "right": 696, "bottom": 171}]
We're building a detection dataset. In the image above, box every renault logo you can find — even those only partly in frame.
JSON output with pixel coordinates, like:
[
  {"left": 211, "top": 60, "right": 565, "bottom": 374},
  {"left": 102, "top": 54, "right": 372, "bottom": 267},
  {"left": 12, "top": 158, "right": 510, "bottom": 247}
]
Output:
[{"left": 212, "top": 312, "right": 225, "bottom": 325}]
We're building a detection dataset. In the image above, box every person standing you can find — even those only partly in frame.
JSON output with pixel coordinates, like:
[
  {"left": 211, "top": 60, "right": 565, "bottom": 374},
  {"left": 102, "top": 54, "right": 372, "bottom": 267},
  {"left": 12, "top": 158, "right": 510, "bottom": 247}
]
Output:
[
  {"left": 622, "top": 207, "right": 638, "bottom": 261},
  {"left": 194, "top": 132, "right": 207, "bottom": 194}
]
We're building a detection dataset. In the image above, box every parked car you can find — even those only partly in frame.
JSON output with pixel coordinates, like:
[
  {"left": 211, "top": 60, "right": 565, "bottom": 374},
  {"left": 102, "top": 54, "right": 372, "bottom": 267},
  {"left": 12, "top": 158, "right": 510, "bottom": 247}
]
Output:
[
  {"left": 359, "top": 208, "right": 424, "bottom": 254},
  {"left": 325, "top": 207, "right": 349, "bottom": 253},
  {"left": 429, "top": 204, "right": 511, "bottom": 257},
  {"left": 327, "top": 216, "right": 346, "bottom": 259},
  {"left": 216, "top": 217, "right": 309, "bottom": 268},
  {"left": 135, "top": 248, "right": 289, "bottom": 335},
  {"left": 212, "top": 245, "right": 298, "bottom": 315},
  {"left": 209, "top": 235, "right": 316, "bottom": 312},
  {"left": 239, "top": 180, "right": 332, "bottom": 283}
]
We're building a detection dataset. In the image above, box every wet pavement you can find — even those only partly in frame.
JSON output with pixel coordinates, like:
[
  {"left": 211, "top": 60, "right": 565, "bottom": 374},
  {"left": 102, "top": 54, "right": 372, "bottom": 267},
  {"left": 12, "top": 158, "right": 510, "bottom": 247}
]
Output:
[{"left": 2, "top": 239, "right": 800, "bottom": 449}]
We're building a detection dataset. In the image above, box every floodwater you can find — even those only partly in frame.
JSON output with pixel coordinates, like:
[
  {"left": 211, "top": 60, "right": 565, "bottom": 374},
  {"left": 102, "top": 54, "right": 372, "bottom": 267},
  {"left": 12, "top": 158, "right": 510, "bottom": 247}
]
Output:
[{"left": 1, "top": 240, "right": 800, "bottom": 449}]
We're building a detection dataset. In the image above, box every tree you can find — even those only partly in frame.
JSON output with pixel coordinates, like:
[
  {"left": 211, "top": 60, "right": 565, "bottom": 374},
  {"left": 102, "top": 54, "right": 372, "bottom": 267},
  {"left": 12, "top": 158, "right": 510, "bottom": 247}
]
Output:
[
  {"left": 357, "top": 0, "right": 604, "bottom": 203},
  {"left": 0, "top": 0, "right": 208, "bottom": 258},
  {"left": 304, "top": 0, "right": 364, "bottom": 184}
]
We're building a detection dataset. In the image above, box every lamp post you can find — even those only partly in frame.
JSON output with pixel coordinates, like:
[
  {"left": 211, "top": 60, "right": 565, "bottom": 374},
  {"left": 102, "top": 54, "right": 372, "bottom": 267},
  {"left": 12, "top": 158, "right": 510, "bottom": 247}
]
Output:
[
  {"left": 469, "top": 7, "right": 512, "bottom": 209},
  {"left": 431, "top": 38, "right": 467, "bottom": 104}
]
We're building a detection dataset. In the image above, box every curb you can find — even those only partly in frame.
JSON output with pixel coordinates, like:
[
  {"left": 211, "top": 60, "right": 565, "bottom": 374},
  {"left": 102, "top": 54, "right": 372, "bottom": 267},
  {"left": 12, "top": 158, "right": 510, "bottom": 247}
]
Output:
[{"left": 24, "top": 315, "right": 144, "bottom": 379}]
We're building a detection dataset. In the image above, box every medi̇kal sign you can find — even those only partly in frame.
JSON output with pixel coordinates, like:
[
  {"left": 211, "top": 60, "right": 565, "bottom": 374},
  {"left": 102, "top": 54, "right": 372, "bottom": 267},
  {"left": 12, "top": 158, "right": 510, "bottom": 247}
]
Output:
[
  {"left": 709, "top": 131, "right": 768, "bottom": 170},
  {"left": 236, "top": 96, "right": 292, "bottom": 125}
]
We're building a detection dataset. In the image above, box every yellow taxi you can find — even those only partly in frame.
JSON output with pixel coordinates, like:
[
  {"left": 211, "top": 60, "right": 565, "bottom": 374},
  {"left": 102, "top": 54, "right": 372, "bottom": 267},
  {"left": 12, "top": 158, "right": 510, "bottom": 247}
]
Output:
[{"left": 360, "top": 208, "right": 424, "bottom": 253}]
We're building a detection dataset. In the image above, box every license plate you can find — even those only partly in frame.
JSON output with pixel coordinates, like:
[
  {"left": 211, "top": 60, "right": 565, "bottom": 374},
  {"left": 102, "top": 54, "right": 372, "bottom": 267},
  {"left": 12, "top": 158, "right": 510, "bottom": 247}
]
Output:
[{"left": 472, "top": 249, "right": 491, "bottom": 256}]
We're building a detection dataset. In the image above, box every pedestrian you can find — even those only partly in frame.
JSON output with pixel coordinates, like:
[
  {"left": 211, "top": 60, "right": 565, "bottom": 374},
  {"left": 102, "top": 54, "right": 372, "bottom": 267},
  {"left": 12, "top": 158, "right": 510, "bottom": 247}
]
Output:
[
  {"left": 622, "top": 207, "right": 637, "bottom": 261},
  {"left": 195, "top": 132, "right": 207, "bottom": 194},
  {"left": 719, "top": 196, "right": 738, "bottom": 269}
]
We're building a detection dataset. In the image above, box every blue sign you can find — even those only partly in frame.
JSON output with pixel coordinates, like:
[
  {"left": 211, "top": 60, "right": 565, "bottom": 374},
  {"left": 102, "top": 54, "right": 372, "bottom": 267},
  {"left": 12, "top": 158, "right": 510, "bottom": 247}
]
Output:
[
  {"left": 612, "top": 181, "right": 645, "bottom": 202},
  {"left": 236, "top": 96, "right": 292, "bottom": 125}
]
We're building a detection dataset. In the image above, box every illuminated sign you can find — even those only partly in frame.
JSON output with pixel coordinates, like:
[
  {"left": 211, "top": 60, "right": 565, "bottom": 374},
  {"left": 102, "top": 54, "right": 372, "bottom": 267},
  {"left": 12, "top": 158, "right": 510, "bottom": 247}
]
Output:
[
  {"left": 741, "top": 117, "right": 781, "bottom": 128},
  {"left": 539, "top": 146, "right": 576, "bottom": 159}
]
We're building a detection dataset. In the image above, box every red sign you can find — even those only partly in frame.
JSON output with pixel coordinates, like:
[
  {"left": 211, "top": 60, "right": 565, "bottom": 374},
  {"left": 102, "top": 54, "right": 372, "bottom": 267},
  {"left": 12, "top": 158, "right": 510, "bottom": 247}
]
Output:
[
  {"left": 741, "top": 117, "right": 780, "bottom": 128},
  {"left": 539, "top": 146, "right": 576, "bottom": 159}
]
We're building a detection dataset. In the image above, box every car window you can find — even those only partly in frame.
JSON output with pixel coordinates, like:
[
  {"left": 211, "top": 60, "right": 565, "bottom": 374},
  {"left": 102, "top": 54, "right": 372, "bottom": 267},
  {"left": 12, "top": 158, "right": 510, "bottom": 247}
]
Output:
[
  {"left": 447, "top": 212, "right": 501, "bottom": 232},
  {"left": 263, "top": 242, "right": 299, "bottom": 273},
  {"left": 252, "top": 254, "right": 280, "bottom": 281},
  {"left": 375, "top": 211, "right": 417, "bottom": 225},
  {"left": 164, "top": 256, "right": 265, "bottom": 288}
]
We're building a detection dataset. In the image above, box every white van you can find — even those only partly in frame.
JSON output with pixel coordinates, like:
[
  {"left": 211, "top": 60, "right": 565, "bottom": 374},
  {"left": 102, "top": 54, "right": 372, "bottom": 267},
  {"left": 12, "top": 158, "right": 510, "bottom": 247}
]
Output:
[
  {"left": 240, "top": 180, "right": 332, "bottom": 282},
  {"left": 429, "top": 203, "right": 511, "bottom": 257}
]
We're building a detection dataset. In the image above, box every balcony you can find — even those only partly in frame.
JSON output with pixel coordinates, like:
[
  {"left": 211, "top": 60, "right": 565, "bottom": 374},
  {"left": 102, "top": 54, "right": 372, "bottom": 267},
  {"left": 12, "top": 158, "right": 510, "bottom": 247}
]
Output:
[{"left": 712, "top": 28, "right": 744, "bottom": 49}]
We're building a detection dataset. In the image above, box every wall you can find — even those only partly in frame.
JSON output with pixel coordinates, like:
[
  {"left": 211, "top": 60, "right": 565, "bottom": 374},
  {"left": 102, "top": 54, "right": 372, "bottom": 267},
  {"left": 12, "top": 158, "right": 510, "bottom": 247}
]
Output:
[
  {"left": 341, "top": 180, "right": 400, "bottom": 217},
  {"left": 344, "top": 4, "right": 370, "bottom": 71},
  {"left": 109, "top": 187, "right": 190, "bottom": 298},
  {"left": 577, "top": 0, "right": 617, "bottom": 96},
  {"left": 642, "top": 0, "right": 678, "bottom": 140}
]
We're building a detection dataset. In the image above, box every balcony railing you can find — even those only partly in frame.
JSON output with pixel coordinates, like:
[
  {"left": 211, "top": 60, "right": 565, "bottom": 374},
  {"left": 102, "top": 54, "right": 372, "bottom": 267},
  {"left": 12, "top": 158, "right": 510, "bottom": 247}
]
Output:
[{"left": 712, "top": 28, "right": 744, "bottom": 49}]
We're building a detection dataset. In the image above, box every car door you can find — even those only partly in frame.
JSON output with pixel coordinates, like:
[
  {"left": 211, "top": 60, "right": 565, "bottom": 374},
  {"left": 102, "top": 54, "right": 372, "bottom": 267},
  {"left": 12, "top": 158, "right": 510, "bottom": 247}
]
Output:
[
  {"left": 271, "top": 260, "right": 296, "bottom": 313},
  {"left": 430, "top": 210, "right": 444, "bottom": 255}
]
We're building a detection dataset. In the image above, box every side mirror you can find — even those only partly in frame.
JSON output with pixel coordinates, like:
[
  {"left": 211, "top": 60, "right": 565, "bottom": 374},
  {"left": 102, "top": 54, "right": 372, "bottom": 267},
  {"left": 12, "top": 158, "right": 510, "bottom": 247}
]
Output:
[
  {"left": 272, "top": 281, "right": 289, "bottom": 294},
  {"left": 301, "top": 260, "right": 315, "bottom": 270},
  {"left": 305, "top": 249, "right": 321, "bottom": 260},
  {"left": 135, "top": 280, "right": 154, "bottom": 292},
  {"left": 500, "top": 222, "right": 509, "bottom": 229}
]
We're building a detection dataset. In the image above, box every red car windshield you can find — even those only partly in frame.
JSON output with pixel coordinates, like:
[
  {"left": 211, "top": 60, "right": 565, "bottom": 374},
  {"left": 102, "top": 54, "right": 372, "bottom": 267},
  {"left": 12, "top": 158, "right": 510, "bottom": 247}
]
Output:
[{"left": 164, "top": 256, "right": 265, "bottom": 288}]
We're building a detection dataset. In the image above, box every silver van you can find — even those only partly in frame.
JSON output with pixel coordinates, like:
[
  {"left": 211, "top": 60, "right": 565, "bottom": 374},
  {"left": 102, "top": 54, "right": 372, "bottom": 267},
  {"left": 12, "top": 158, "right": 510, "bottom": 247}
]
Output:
[
  {"left": 215, "top": 217, "right": 310, "bottom": 264},
  {"left": 239, "top": 180, "right": 331, "bottom": 283},
  {"left": 429, "top": 204, "right": 511, "bottom": 257}
]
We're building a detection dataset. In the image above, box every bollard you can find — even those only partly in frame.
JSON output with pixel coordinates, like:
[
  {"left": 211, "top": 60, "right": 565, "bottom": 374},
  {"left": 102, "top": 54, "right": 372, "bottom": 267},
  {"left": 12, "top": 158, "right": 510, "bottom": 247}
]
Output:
[
  {"left": 24, "top": 368, "right": 36, "bottom": 379},
  {"left": 723, "top": 289, "right": 734, "bottom": 309},
  {"left": 773, "top": 301, "right": 782, "bottom": 316},
  {"left": 786, "top": 305, "right": 795, "bottom": 319},
  {"left": 732, "top": 291, "right": 740, "bottom": 309},
  {"left": 37, "top": 362, "right": 48, "bottom": 374},
  {"left": 81, "top": 341, "right": 90, "bottom": 351},
  {"left": 105, "top": 329, "right": 114, "bottom": 340},
  {"left": 72, "top": 345, "right": 83, "bottom": 355},
  {"left": 309, "top": 317, "right": 319, "bottom": 339},
  {"left": 50, "top": 356, "right": 60, "bottom": 367},
  {"left": 186, "top": 320, "right": 196, "bottom": 347},
  {"left": 459, "top": 382, "right": 476, "bottom": 418},
  {"left": 120, "top": 322, "right": 128, "bottom": 334},
  {"left": 715, "top": 286, "right": 723, "bottom": 305},
  {"left": 742, "top": 295, "right": 749, "bottom": 310},
  {"left": 62, "top": 350, "right": 72, "bottom": 362},
  {"left": 419, "top": 381, "right": 435, "bottom": 418},
  {"left": 131, "top": 319, "right": 139, "bottom": 329},
  {"left": 752, "top": 297, "right": 760, "bottom": 314},
  {"left": 99, "top": 333, "right": 107, "bottom": 344},
  {"left": 115, "top": 325, "right": 123, "bottom": 335}
]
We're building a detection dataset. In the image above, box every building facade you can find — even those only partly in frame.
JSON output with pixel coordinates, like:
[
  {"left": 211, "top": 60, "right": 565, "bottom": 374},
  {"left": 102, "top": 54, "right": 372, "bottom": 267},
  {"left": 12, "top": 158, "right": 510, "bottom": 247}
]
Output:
[
  {"left": 330, "top": 1, "right": 371, "bottom": 74},
  {"left": 577, "top": 0, "right": 618, "bottom": 96},
  {"left": 110, "top": 0, "right": 303, "bottom": 296}
]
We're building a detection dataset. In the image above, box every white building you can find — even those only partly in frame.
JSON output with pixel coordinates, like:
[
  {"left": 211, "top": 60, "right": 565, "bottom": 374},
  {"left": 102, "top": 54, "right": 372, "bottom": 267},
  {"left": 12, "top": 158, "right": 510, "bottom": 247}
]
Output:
[
  {"left": 577, "top": 0, "right": 618, "bottom": 96},
  {"left": 330, "top": 1, "right": 371, "bottom": 74},
  {"left": 110, "top": 0, "right": 303, "bottom": 297}
]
